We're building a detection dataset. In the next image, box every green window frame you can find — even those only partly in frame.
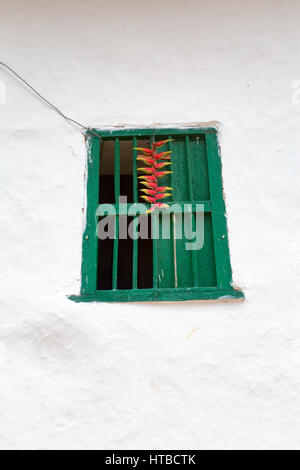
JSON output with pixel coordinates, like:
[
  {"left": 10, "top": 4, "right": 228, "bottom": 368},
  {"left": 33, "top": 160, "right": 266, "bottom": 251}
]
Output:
[{"left": 70, "top": 127, "right": 244, "bottom": 303}]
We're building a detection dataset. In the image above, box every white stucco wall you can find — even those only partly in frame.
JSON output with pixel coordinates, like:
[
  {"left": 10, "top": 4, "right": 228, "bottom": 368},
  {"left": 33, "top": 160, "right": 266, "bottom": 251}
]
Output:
[{"left": 0, "top": 0, "right": 300, "bottom": 450}]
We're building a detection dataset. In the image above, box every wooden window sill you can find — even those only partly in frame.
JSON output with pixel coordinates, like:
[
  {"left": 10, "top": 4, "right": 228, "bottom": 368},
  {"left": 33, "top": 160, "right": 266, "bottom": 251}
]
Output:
[{"left": 69, "top": 288, "right": 244, "bottom": 303}]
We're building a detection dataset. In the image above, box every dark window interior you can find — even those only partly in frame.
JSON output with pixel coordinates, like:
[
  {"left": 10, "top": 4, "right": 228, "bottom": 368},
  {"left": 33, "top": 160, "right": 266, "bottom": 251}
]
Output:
[
  {"left": 97, "top": 139, "right": 153, "bottom": 290},
  {"left": 99, "top": 141, "right": 115, "bottom": 203},
  {"left": 97, "top": 216, "right": 114, "bottom": 290}
]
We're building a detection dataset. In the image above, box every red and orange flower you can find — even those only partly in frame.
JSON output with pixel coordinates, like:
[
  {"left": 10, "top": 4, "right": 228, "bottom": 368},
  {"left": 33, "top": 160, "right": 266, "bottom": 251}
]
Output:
[{"left": 134, "top": 139, "right": 174, "bottom": 214}]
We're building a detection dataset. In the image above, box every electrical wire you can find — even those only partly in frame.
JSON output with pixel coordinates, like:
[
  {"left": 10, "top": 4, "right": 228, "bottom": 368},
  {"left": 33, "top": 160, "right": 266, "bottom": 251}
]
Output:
[{"left": 0, "top": 60, "right": 102, "bottom": 141}]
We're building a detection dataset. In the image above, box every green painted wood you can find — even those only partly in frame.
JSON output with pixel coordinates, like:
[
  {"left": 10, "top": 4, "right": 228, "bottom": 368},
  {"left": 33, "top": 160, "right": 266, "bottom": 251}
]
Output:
[
  {"left": 81, "top": 136, "right": 100, "bottom": 294},
  {"left": 152, "top": 210, "right": 159, "bottom": 289},
  {"left": 112, "top": 217, "right": 119, "bottom": 290},
  {"left": 172, "top": 137, "right": 189, "bottom": 202},
  {"left": 112, "top": 139, "right": 120, "bottom": 290},
  {"left": 154, "top": 136, "right": 174, "bottom": 288},
  {"left": 206, "top": 131, "right": 232, "bottom": 289},
  {"left": 185, "top": 135, "right": 193, "bottom": 200},
  {"left": 154, "top": 138, "right": 172, "bottom": 203},
  {"left": 150, "top": 136, "right": 158, "bottom": 289},
  {"left": 132, "top": 137, "right": 138, "bottom": 289},
  {"left": 168, "top": 139, "right": 176, "bottom": 288},
  {"left": 69, "top": 287, "right": 244, "bottom": 303},
  {"left": 171, "top": 137, "right": 195, "bottom": 288},
  {"left": 188, "top": 135, "right": 211, "bottom": 287},
  {"left": 78, "top": 127, "right": 243, "bottom": 302},
  {"left": 132, "top": 217, "right": 138, "bottom": 289},
  {"left": 174, "top": 212, "right": 193, "bottom": 288},
  {"left": 168, "top": 136, "right": 174, "bottom": 201},
  {"left": 157, "top": 213, "right": 175, "bottom": 288},
  {"left": 191, "top": 212, "right": 199, "bottom": 287},
  {"left": 196, "top": 213, "right": 217, "bottom": 287},
  {"left": 185, "top": 136, "right": 198, "bottom": 287},
  {"left": 86, "top": 127, "right": 217, "bottom": 138},
  {"left": 189, "top": 135, "right": 210, "bottom": 200}
]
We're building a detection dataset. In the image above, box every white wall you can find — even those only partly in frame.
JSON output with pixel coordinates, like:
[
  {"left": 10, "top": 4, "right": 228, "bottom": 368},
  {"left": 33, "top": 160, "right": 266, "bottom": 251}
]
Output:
[{"left": 0, "top": 0, "right": 300, "bottom": 450}]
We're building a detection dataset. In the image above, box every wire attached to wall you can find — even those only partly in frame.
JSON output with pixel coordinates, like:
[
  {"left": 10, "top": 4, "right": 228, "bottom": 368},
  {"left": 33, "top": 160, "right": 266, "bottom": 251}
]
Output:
[{"left": 0, "top": 60, "right": 102, "bottom": 141}]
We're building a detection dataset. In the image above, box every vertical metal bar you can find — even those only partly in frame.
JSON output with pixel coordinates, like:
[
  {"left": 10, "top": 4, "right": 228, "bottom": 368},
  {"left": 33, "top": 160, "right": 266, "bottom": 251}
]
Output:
[
  {"left": 168, "top": 137, "right": 177, "bottom": 287},
  {"left": 172, "top": 213, "right": 178, "bottom": 288},
  {"left": 168, "top": 136, "right": 174, "bottom": 202},
  {"left": 150, "top": 136, "right": 158, "bottom": 289},
  {"left": 152, "top": 212, "right": 158, "bottom": 289},
  {"left": 132, "top": 136, "right": 138, "bottom": 202},
  {"left": 185, "top": 135, "right": 198, "bottom": 287},
  {"left": 114, "top": 137, "right": 120, "bottom": 203},
  {"left": 112, "top": 138, "right": 120, "bottom": 289},
  {"left": 112, "top": 217, "right": 119, "bottom": 290},
  {"left": 132, "top": 137, "right": 138, "bottom": 289},
  {"left": 191, "top": 210, "right": 198, "bottom": 286},
  {"left": 185, "top": 135, "right": 193, "bottom": 201}
]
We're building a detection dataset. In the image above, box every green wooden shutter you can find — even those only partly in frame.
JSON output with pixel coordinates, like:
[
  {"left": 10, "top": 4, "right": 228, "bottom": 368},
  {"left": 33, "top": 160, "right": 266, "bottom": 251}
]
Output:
[
  {"left": 156, "top": 134, "right": 217, "bottom": 290},
  {"left": 70, "top": 128, "right": 244, "bottom": 303}
]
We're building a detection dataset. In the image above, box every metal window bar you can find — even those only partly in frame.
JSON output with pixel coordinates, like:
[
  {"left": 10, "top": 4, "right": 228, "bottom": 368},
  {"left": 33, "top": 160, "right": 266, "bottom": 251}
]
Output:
[
  {"left": 132, "top": 136, "right": 138, "bottom": 289},
  {"left": 185, "top": 135, "right": 199, "bottom": 287},
  {"left": 168, "top": 136, "right": 177, "bottom": 288},
  {"left": 112, "top": 137, "right": 120, "bottom": 289},
  {"left": 150, "top": 135, "right": 158, "bottom": 289}
]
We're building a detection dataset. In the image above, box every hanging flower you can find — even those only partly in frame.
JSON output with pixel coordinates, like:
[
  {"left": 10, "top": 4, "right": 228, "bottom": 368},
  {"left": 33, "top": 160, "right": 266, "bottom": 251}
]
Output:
[{"left": 133, "top": 139, "right": 174, "bottom": 214}]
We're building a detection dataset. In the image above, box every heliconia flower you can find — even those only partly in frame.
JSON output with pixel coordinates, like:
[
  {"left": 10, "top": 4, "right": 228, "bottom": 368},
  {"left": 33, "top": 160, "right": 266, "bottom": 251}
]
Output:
[
  {"left": 138, "top": 167, "right": 156, "bottom": 174},
  {"left": 153, "top": 139, "right": 174, "bottom": 149},
  {"left": 140, "top": 195, "right": 156, "bottom": 203},
  {"left": 136, "top": 141, "right": 173, "bottom": 206},
  {"left": 156, "top": 193, "right": 172, "bottom": 200},
  {"left": 154, "top": 203, "right": 170, "bottom": 209},
  {"left": 145, "top": 206, "right": 156, "bottom": 214},
  {"left": 154, "top": 151, "right": 172, "bottom": 160},
  {"left": 140, "top": 181, "right": 158, "bottom": 188},
  {"left": 133, "top": 147, "right": 153, "bottom": 155},
  {"left": 145, "top": 202, "right": 170, "bottom": 214},
  {"left": 156, "top": 186, "right": 173, "bottom": 191},
  {"left": 155, "top": 171, "right": 172, "bottom": 178},
  {"left": 140, "top": 189, "right": 157, "bottom": 195},
  {"left": 140, "top": 169, "right": 157, "bottom": 175},
  {"left": 154, "top": 162, "right": 172, "bottom": 170},
  {"left": 155, "top": 155, "right": 171, "bottom": 161},
  {"left": 138, "top": 175, "right": 157, "bottom": 181},
  {"left": 137, "top": 157, "right": 156, "bottom": 166}
]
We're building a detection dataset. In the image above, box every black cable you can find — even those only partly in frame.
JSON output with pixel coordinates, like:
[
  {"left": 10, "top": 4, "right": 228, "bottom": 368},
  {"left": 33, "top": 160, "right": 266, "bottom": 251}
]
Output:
[{"left": 0, "top": 60, "right": 101, "bottom": 141}]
